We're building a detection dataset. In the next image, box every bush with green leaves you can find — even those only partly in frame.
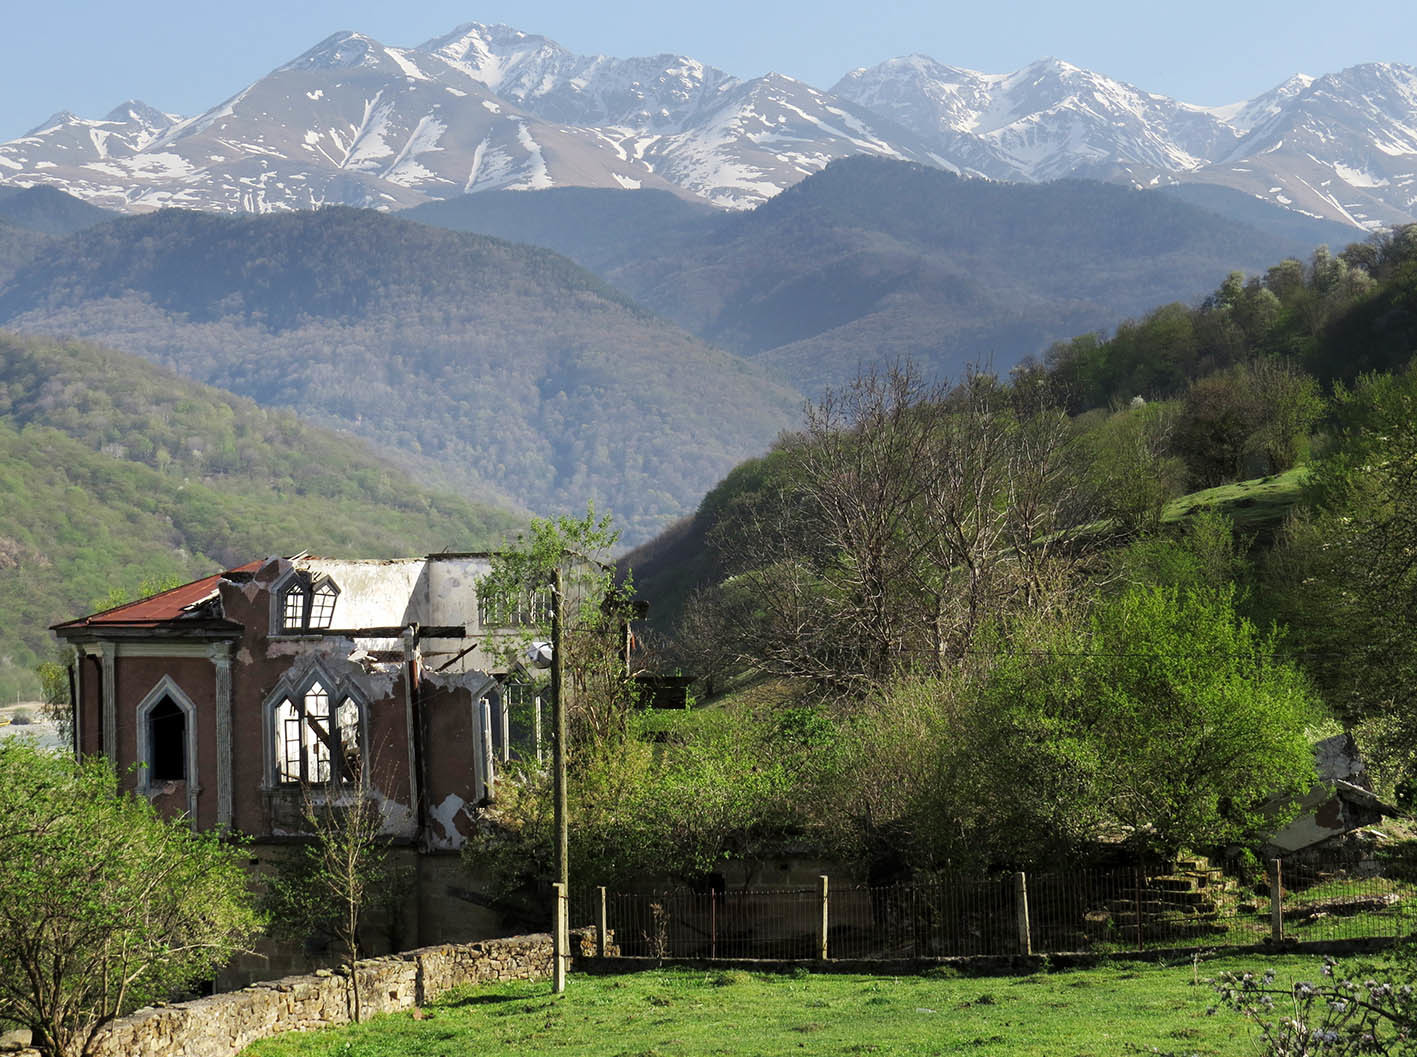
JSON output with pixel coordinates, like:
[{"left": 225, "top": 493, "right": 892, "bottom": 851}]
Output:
[
  {"left": 833, "top": 583, "right": 1319, "bottom": 870},
  {"left": 0, "top": 739, "right": 260, "bottom": 1057},
  {"left": 468, "top": 705, "right": 837, "bottom": 894}
]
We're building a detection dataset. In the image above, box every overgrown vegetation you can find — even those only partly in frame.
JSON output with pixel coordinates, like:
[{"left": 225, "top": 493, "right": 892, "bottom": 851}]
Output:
[
  {"left": 263, "top": 785, "right": 409, "bottom": 1025},
  {"left": 604, "top": 223, "right": 1417, "bottom": 889},
  {"left": 0, "top": 739, "right": 260, "bottom": 1057}
]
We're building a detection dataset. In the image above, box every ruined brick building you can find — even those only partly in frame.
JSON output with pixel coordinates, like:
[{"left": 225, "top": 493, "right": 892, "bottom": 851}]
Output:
[{"left": 52, "top": 554, "right": 546, "bottom": 851}]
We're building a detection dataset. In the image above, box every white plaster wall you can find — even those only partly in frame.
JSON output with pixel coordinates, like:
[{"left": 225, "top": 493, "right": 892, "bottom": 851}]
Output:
[
  {"left": 299, "top": 559, "right": 425, "bottom": 628},
  {"left": 426, "top": 558, "right": 493, "bottom": 627}
]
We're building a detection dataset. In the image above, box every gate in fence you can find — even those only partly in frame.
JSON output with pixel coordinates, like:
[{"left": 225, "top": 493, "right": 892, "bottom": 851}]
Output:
[{"left": 564, "top": 853, "right": 1415, "bottom": 961}]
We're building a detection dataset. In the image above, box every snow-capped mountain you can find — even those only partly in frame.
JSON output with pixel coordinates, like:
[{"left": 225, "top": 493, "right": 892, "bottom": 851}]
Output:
[
  {"left": 1, "top": 22, "right": 1414, "bottom": 229},
  {"left": 832, "top": 56, "right": 1417, "bottom": 228},
  {"left": 0, "top": 25, "right": 937, "bottom": 214},
  {"left": 1194, "top": 63, "right": 1417, "bottom": 229},
  {"left": 831, "top": 56, "right": 1241, "bottom": 182}
]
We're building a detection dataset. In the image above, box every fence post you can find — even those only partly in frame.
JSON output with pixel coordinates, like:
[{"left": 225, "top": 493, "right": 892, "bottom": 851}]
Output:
[
  {"left": 818, "top": 875, "right": 830, "bottom": 960},
  {"left": 710, "top": 889, "right": 718, "bottom": 960},
  {"left": 534, "top": 695, "right": 543, "bottom": 764},
  {"left": 1270, "top": 859, "right": 1284, "bottom": 943},
  {"left": 1014, "top": 872, "right": 1032, "bottom": 956},
  {"left": 551, "top": 883, "right": 568, "bottom": 993},
  {"left": 499, "top": 693, "right": 511, "bottom": 763},
  {"left": 597, "top": 886, "right": 608, "bottom": 958},
  {"left": 1135, "top": 867, "right": 1145, "bottom": 951}
]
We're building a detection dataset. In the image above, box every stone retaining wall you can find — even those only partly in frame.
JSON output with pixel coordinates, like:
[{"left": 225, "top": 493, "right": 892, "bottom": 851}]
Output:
[{"left": 6, "top": 929, "right": 606, "bottom": 1057}]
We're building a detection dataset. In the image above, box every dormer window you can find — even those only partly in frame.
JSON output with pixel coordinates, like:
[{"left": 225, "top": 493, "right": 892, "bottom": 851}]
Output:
[
  {"left": 282, "top": 585, "right": 306, "bottom": 631},
  {"left": 310, "top": 580, "right": 338, "bottom": 628},
  {"left": 275, "top": 571, "right": 341, "bottom": 634}
]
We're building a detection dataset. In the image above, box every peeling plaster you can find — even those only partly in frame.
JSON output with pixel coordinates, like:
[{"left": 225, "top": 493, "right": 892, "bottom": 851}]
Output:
[
  {"left": 267, "top": 788, "right": 416, "bottom": 838},
  {"left": 422, "top": 669, "right": 498, "bottom": 695},
  {"left": 262, "top": 639, "right": 401, "bottom": 698},
  {"left": 428, "top": 793, "right": 470, "bottom": 849}
]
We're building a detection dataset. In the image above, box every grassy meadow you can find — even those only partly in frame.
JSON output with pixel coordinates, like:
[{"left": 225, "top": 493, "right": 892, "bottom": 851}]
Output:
[{"left": 239, "top": 955, "right": 1333, "bottom": 1057}]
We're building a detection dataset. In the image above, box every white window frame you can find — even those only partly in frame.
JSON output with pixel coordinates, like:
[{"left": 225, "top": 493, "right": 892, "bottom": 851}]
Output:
[
  {"left": 270, "top": 569, "right": 341, "bottom": 636},
  {"left": 134, "top": 676, "right": 199, "bottom": 825}
]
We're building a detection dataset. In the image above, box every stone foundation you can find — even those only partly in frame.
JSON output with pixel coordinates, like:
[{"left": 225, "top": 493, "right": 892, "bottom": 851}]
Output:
[{"left": 5, "top": 929, "right": 608, "bottom": 1057}]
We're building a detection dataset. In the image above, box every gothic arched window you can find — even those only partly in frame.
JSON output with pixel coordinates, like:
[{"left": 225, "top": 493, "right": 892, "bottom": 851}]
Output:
[{"left": 272, "top": 675, "right": 363, "bottom": 786}]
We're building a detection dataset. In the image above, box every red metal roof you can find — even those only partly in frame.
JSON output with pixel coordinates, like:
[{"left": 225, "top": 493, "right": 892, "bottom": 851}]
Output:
[{"left": 52, "top": 560, "right": 263, "bottom": 631}]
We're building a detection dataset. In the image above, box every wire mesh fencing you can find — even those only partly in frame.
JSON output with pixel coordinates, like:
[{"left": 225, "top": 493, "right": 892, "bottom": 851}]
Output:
[
  {"left": 571, "top": 885, "right": 822, "bottom": 959},
  {"left": 1280, "top": 856, "right": 1416, "bottom": 943},
  {"left": 572, "top": 853, "right": 1415, "bottom": 963}
]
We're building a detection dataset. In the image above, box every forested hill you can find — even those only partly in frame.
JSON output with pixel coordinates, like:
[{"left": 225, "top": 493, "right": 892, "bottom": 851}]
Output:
[
  {"left": 0, "top": 330, "right": 526, "bottom": 700},
  {"left": 0, "top": 207, "right": 802, "bottom": 543},
  {"left": 0, "top": 221, "right": 49, "bottom": 286},
  {"left": 408, "top": 157, "right": 1346, "bottom": 393},
  {"left": 628, "top": 222, "right": 1417, "bottom": 639},
  {"left": 404, "top": 187, "right": 719, "bottom": 275},
  {"left": 0, "top": 186, "right": 114, "bottom": 236},
  {"left": 1045, "top": 225, "right": 1417, "bottom": 408}
]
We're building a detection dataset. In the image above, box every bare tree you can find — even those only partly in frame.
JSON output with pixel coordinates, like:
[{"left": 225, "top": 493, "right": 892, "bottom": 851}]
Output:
[
  {"left": 701, "top": 362, "right": 1097, "bottom": 692},
  {"left": 265, "top": 778, "right": 396, "bottom": 1025}
]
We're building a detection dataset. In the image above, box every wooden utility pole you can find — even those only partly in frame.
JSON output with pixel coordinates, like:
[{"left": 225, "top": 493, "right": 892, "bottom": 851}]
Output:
[{"left": 551, "top": 565, "right": 568, "bottom": 993}]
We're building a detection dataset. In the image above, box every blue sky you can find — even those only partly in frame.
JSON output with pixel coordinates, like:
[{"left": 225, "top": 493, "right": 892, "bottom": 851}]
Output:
[{"left": 3, "top": 0, "right": 1414, "bottom": 141}]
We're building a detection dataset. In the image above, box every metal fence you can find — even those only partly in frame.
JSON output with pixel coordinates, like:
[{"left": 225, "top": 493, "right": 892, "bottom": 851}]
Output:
[{"left": 568, "top": 855, "right": 1416, "bottom": 962}]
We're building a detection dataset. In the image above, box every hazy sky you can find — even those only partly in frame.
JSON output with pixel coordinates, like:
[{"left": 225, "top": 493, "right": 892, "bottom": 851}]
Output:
[{"left": 3, "top": 0, "right": 1414, "bottom": 141}]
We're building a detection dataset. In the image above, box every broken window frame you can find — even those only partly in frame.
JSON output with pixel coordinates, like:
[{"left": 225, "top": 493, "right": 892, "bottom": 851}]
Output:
[
  {"left": 270, "top": 673, "right": 365, "bottom": 788},
  {"left": 477, "top": 585, "right": 553, "bottom": 628}
]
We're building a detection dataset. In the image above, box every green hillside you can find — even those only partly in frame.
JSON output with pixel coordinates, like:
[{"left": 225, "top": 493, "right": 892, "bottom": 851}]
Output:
[
  {"left": 0, "top": 206, "right": 801, "bottom": 543},
  {"left": 0, "top": 330, "right": 523, "bottom": 699}
]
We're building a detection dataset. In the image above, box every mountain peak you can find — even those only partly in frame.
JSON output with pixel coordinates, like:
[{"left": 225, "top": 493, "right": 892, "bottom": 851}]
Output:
[
  {"left": 102, "top": 100, "right": 178, "bottom": 129},
  {"left": 416, "top": 21, "right": 569, "bottom": 81},
  {"left": 22, "top": 111, "right": 80, "bottom": 137},
  {"left": 281, "top": 30, "right": 383, "bottom": 72},
  {"left": 0, "top": 25, "right": 1412, "bottom": 230}
]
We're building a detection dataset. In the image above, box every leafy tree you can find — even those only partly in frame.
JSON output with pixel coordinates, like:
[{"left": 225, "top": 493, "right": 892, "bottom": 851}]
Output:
[
  {"left": 1009, "top": 584, "right": 1317, "bottom": 856},
  {"left": 1175, "top": 360, "right": 1322, "bottom": 486},
  {"left": 476, "top": 506, "right": 639, "bottom": 747},
  {"left": 1075, "top": 399, "right": 1187, "bottom": 536},
  {"left": 1263, "top": 364, "right": 1417, "bottom": 778},
  {"left": 0, "top": 739, "right": 260, "bottom": 1057},
  {"left": 835, "top": 585, "right": 1317, "bottom": 868}
]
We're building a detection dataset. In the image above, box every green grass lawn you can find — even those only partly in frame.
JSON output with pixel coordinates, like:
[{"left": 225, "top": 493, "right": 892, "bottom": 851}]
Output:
[{"left": 240, "top": 954, "right": 1335, "bottom": 1057}]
